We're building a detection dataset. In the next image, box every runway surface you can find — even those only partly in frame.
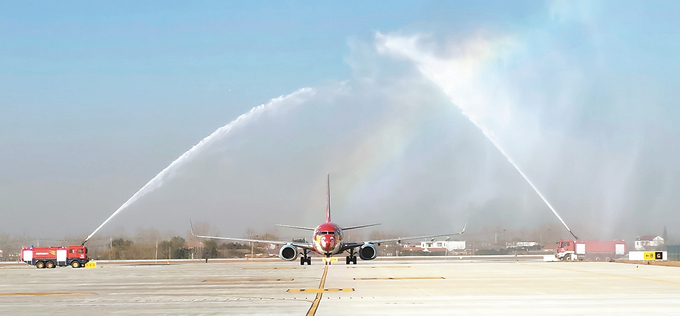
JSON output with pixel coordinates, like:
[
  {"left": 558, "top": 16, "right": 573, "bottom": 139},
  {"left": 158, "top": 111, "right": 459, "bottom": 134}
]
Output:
[{"left": 2, "top": 257, "right": 680, "bottom": 315}]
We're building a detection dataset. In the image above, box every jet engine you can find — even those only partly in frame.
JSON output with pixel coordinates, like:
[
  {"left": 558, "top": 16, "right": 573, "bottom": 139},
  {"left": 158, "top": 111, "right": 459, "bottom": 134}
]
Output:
[
  {"left": 279, "top": 244, "right": 298, "bottom": 261},
  {"left": 359, "top": 243, "right": 377, "bottom": 260}
]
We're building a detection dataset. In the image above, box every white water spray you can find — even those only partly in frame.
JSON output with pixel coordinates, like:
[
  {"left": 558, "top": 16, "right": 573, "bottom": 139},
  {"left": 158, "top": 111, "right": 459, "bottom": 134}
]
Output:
[
  {"left": 376, "top": 33, "right": 578, "bottom": 239},
  {"left": 461, "top": 110, "right": 578, "bottom": 239},
  {"left": 83, "top": 88, "right": 315, "bottom": 244}
]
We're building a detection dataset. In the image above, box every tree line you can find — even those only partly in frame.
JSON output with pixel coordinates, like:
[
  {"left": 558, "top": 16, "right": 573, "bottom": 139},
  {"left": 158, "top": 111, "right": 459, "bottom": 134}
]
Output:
[
  {"left": 97, "top": 237, "right": 261, "bottom": 260},
  {"left": 0, "top": 224, "right": 277, "bottom": 261}
]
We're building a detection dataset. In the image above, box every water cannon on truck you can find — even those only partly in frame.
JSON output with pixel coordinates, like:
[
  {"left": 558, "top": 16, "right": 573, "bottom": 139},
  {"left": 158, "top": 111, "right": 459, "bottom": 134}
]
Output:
[
  {"left": 21, "top": 245, "right": 89, "bottom": 269},
  {"left": 556, "top": 239, "right": 626, "bottom": 261}
]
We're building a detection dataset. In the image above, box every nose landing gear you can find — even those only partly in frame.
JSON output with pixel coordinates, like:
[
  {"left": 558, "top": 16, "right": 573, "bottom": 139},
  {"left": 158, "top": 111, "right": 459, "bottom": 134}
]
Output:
[{"left": 300, "top": 249, "right": 312, "bottom": 265}]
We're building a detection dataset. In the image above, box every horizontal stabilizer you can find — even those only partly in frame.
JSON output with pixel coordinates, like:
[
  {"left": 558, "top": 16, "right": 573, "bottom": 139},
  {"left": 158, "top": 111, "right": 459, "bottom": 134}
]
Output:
[
  {"left": 342, "top": 223, "right": 381, "bottom": 230},
  {"left": 276, "top": 224, "right": 316, "bottom": 231}
]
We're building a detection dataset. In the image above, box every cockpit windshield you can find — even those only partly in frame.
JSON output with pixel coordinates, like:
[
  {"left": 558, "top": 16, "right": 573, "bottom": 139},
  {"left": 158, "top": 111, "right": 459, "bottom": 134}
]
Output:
[{"left": 316, "top": 231, "right": 335, "bottom": 235}]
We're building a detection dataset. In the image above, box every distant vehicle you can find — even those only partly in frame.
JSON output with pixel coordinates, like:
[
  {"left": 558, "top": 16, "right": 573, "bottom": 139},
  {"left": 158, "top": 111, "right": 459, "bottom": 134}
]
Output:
[
  {"left": 193, "top": 174, "right": 466, "bottom": 265},
  {"left": 21, "top": 245, "right": 89, "bottom": 268},
  {"left": 556, "top": 239, "right": 626, "bottom": 261}
]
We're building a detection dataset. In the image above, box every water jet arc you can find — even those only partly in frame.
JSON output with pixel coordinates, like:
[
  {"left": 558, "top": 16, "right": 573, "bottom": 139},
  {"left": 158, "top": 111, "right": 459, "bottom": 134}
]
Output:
[
  {"left": 460, "top": 110, "right": 578, "bottom": 240},
  {"left": 81, "top": 88, "right": 315, "bottom": 245}
]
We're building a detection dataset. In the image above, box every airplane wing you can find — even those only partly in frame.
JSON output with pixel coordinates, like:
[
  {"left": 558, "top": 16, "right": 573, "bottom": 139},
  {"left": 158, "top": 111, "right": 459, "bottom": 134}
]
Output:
[
  {"left": 190, "top": 222, "right": 314, "bottom": 250},
  {"left": 341, "top": 222, "right": 466, "bottom": 251}
]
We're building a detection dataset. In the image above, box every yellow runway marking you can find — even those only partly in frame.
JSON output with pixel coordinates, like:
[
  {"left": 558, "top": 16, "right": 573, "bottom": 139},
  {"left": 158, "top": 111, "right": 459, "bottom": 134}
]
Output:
[
  {"left": 203, "top": 278, "right": 293, "bottom": 283},
  {"left": 287, "top": 288, "right": 354, "bottom": 293},
  {"left": 353, "top": 277, "right": 445, "bottom": 280},
  {"left": 523, "top": 263, "right": 680, "bottom": 285},
  {"left": 0, "top": 292, "right": 95, "bottom": 296},
  {"left": 306, "top": 265, "right": 328, "bottom": 316}
]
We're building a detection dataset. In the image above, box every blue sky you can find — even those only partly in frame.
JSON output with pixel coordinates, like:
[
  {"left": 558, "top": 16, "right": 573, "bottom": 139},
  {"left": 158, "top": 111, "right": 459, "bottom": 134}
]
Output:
[
  {"left": 0, "top": 1, "right": 545, "bottom": 182},
  {"left": 0, "top": 2, "right": 543, "bottom": 111},
  {"left": 2, "top": 1, "right": 680, "bottom": 243}
]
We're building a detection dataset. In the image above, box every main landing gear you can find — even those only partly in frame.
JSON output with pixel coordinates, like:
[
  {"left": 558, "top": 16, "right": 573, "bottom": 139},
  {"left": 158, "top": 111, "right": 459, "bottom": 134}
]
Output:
[
  {"left": 345, "top": 249, "right": 357, "bottom": 265},
  {"left": 300, "top": 249, "right": 311, "bottom": 265}
]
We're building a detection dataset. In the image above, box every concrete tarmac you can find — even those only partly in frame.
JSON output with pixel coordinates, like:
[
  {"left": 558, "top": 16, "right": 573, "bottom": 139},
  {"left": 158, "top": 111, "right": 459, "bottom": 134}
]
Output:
[{"left": 1, "top": 258, "right": 680, "bottom": 315}]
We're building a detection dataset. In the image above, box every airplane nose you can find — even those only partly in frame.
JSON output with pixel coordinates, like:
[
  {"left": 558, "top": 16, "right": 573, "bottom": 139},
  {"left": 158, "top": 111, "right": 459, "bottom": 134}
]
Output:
[{"left": 321, "top": 236, "right": 335, "bottom": 251}]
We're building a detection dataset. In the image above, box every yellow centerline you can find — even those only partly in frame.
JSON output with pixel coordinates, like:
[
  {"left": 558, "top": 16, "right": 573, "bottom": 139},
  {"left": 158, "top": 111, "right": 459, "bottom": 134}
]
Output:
[{"left": 306, "top": 265, "right": 328, "bottom": 316}]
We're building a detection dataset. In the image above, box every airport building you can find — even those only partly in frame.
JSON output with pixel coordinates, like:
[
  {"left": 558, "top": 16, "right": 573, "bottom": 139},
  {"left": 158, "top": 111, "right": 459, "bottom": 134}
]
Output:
[
  {"left": 398, "top": 240, "right": 467, "bottom": 256},
  {"left": 635, "top": 235, "right": 665, "bottom": 250}
]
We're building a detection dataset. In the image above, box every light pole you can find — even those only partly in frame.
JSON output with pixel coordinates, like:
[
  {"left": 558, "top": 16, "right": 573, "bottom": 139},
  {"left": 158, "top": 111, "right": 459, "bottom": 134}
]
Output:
[{"left": 251, "top": 235, "right": 258, "bottom": 258}]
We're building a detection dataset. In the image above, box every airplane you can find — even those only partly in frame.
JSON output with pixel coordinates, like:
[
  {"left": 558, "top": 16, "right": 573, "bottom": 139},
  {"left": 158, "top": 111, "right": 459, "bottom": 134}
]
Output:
[{"left": 191, "top": 174, "right": 466, "bottom": 265}]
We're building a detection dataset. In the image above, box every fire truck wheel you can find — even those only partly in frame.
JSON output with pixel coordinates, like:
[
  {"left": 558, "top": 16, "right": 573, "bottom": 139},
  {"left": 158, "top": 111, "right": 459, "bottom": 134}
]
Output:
[
  {"left": 71, "top": 261, "right": 80, "bottom": 268},
  {"left": 46, "top": 261, "right": 55, "bottom": 269},
  {"left": 36, "top": 261, "right": 45, "bottom": 269}
]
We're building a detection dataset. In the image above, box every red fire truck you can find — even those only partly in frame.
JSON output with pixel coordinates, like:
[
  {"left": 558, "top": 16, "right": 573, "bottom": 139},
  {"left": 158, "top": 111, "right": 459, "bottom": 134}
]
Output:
[
  {"left": 556, "top": 239, "right": 626, "bottom": 261},
  {"left": 21, "top": 245, "right": 89, "bottom": 269}
]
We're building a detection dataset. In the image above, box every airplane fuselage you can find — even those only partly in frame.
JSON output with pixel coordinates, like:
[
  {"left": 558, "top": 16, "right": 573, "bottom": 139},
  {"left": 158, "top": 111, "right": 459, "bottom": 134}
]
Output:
[{"left": 313, "top": 222, "right": 343, "bottom": 256}]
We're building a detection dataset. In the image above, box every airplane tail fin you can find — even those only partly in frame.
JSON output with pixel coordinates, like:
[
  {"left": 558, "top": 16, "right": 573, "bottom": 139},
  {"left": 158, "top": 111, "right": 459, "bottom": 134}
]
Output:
[
  {"left": 326, "top": 173, "right": 331, "bottom": 223},
  {"left": 189, "top": 219, "right": 197, "bottom": 237}
]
